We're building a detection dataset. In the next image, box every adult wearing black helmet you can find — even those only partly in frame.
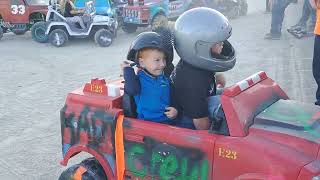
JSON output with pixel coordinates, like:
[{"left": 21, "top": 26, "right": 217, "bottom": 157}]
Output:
[
  {"left": 171, "top": 7, "right": 236, "bottom": 130},
  {"left": 122, "top": 32, "right": 178, "bottom": 123}
]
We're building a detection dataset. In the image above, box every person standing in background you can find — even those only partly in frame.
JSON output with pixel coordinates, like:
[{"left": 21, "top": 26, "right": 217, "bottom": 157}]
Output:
[
  {"left": 264, "top": 0, "right": 293, "bottom": 40},
  {"left": 266, "top": 0, "right": 271, "bottom": 13},
  {"left": 289, "top": 0, "right": 316, "bottom": 32},
  {"left": 310, "top": 0, "right": 320, "bottom": 106}
]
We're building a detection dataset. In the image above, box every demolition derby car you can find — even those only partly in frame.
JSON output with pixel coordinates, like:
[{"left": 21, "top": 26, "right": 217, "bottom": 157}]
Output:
[
  {"left": 31, "top": 0, "right": 117, "bottom": 47},
  {"left": 121, "top": 0, "right": 247, "bottom": 33},
  {"left": 0, "top": 0, "right": 48, "bottom": 40},
  {"left": 58, "top": 71, "right": 320, "bottom": 179}
]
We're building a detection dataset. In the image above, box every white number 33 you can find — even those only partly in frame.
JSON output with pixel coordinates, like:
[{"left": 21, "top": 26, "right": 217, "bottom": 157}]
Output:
[{"left": 11, "top": 5, "right": 25, "bottom": 15}]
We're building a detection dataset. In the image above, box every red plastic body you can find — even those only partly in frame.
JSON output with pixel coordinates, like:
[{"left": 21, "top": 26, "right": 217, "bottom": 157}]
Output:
[{"left": 60, "top": 72, "right": 320, "bottom": 180}]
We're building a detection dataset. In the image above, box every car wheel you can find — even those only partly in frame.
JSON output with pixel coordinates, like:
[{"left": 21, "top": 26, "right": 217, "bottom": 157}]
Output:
[
  {"left": 31, "top": 21, "right": 48, "bottom": 43},
  {"left": 79, "top": 158, "right": 107, "bottom": 180},
  {"left": 58, "top": 164, "right": 82, "bottom": 180},
  {"left": 58, "top": 158, "right": 106, "bottom": 180},
  {"left": 94, "top": 29, "right": 113, "bottom": 47},
  {"left": 122, "top": 23, "right": 138, "bottom": 34},
  {"left": 0, "top": 27, "right": 3, "bottom": 40},
  {"left": 239, "top": 0, "right": 248, "bottom": 16},
  {"left": 49, "top": 29, "right": 68, "bottom": 47},
  {"left": 151, "top": 14, "right": 168, "bottom": 31}
]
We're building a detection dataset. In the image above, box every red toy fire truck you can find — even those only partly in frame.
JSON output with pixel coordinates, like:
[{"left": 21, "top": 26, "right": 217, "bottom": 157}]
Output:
[{"left": 58, "top": 72, "right": 320, "bottom": 180}]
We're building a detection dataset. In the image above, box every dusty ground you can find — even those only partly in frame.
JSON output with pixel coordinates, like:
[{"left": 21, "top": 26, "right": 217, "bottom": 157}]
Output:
[{"left": 0, "top": 1, "right": 317, "bottom": 179}]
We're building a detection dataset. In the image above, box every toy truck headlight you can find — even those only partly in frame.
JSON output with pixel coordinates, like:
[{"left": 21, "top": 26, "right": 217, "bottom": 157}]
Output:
[{"left": 312, "top": 176, "right": 320, "bottom": 180}]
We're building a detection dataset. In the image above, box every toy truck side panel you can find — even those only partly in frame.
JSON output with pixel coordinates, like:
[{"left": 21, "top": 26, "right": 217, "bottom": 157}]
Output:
[
  {"left": 60, "top": 85, "right": 123, "bottom": 179},
  {"left": 123, "top": 119, "right": 215, "bottom": 179},
  {"left": 213, "top": 133, "right": 314, "bottom": 179}
]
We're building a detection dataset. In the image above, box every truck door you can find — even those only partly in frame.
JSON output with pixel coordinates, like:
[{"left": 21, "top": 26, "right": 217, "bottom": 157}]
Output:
[
  {"left": 9, "top": 0, "right": 29, "bottom": 23},
  {"left": 123, "top": 119, "right": 216, "bottom": 179}
]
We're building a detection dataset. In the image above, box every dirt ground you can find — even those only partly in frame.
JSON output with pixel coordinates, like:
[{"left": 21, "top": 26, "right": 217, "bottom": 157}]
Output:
[{"left": 0, "top": 1, "right": 317, "bottom": 179}]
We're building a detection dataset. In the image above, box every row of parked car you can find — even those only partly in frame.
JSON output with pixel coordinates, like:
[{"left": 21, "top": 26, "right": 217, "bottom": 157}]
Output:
[{"left": 0, "top": 0, "right": 248, "bottom": 47}]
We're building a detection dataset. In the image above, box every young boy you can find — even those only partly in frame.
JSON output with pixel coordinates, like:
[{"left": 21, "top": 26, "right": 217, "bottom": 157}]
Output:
[{"left": 121, "top": 32, "right": 178, "bottom": 124}]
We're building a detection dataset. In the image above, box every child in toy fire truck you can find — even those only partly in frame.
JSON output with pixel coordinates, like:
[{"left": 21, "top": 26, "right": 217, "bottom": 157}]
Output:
[
  {"left": 171, "top": 7, "right": 236, "bottom": 131},
  {"left": 121, "top": 32, "right": 178, "bottom": 124}
]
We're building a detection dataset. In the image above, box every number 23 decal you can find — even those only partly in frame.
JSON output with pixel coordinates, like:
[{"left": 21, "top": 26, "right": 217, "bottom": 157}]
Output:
[{"left": 11, "top": 5, "right": 26, "bottom": 15}]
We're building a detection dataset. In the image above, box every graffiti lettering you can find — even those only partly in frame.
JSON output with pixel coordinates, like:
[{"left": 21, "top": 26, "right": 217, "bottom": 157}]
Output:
[
  {"left": 127, "top": 144, "right": 208, "bottom": 179},
  {"left": 61, "top": 105, "right": 116, "bottom": 155},
  {"left": 127, "top": 145, "right": 147, "bottom": 177}
]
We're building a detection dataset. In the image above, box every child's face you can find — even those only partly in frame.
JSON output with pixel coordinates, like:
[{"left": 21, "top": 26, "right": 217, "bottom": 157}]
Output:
[
  {"left": 211, "top": 42, "right": 224, "bottom": 55},
  {"left": 138, "top": 49, "right": 166, "bottom": 76}
]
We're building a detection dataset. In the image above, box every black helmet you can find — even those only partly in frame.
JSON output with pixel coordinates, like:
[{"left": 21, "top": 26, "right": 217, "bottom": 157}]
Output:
[{"left": 127, "top": 32, "right": 173, "bottom": 64}]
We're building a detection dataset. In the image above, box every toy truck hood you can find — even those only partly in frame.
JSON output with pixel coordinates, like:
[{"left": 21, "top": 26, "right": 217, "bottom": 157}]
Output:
[{"left": 250, "top": 99, "right": 320, "bottom": 159}]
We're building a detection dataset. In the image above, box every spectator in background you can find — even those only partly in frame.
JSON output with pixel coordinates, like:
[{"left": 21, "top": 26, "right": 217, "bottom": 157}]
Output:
[
  {"left": 289, "top": 0, "right": 316, "bottom": 32},
  {"left": 265, "top": 0, "right": 293, "bottom": 40},
  {"left": 59, "top": 0, "right": 86, "bottom": 29},
  {"left": 266, "top": 0, "right": 271, "bottom": 13},
  {"left": 310, "top": 0, "right": 320, "bottom": 106}
]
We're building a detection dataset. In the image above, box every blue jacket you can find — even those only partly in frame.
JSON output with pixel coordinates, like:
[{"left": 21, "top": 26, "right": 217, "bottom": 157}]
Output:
[{"left": 124, "top": 68, "right": 171, "bottom": 122}]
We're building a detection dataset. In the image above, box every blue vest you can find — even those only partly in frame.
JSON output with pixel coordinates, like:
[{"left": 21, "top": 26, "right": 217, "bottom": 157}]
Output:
[{"left": 134, "top": 71, "right": 171, "bottom": 122}]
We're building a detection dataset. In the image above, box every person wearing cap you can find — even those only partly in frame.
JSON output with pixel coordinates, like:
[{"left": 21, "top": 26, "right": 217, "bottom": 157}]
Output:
[
  {"left": 121, "top": 32, "right": 178, "bottom": 124},
  {"left": 171, "top": 7, "right": 236, "bottom": 131}
]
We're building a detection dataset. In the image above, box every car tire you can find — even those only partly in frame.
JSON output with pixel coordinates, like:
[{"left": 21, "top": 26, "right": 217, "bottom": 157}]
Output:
[
  {"left": 94, "top": 29, "right": 113, "bottom": 47},
  {"left": 58, "top": 158, "right": 106, "bottom": 180},
  {"left": 151, "top": 13, "right": 168, "bottom": 31},
  {"left": 58, "top": 164, "right": 82, "bottom": 180},
  {"left": 80, "top": 158, "right": 107, "bottom": 180},
  {"left": 239, "top": 0, "right": 248, "bottom": 16},
  {"left": 0, "top": 27, "right": 3, "bottom": 40},
  {"left": 31, "top": 21, "right": 48, "bottom": 43},
  {"left": 49, "top": 29, "right": 68, "bottom": 47},
  {"left": 122, "top": 23, "right": 137, "bottom": 34}
]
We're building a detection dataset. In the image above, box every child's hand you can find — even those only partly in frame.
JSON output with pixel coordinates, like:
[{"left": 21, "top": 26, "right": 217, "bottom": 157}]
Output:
[
  {"left": 165, "top": 107, "right": 178, "bottom": 119},
  {"left": 121, "top": 60, "right": 133, "bottom": 70}
]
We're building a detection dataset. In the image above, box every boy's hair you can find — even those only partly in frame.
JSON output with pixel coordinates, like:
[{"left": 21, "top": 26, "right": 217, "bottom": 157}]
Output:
[{"left": 137, "top": 47, "right": 166, "bottom": 59}]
